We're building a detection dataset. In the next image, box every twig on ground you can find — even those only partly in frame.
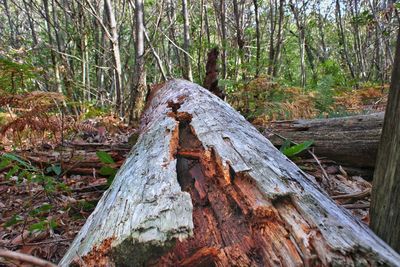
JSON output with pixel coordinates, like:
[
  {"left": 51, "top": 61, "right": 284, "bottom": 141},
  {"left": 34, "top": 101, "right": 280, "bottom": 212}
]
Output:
[
  {"left": 342, "top": 203, "right": 370, "bottom": 209},
  {"left": 23, "top": 238, "right": 74, "bottom": 246},
  {"left": 308, "top": 150, "right": 332, "bottom": 190},
  {"left": 0, "top": 248, "right": 57, "bottom": 267},
  {"left": 332, "top": 188, "right": 371, "bottom": 200}
]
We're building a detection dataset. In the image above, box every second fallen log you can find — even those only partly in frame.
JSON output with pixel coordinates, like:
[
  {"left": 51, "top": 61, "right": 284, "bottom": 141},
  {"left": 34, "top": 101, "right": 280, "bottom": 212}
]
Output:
[{"left": 265, "top": 112, "right": 384, "bottom": 169}]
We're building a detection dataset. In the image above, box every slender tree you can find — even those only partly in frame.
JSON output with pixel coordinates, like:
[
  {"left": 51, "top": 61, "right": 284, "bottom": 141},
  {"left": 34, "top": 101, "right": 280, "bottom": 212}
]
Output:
[
  {"left": 104, "top": 0, "right": 123, "bottom": 114},
  {"left": 253, "top": 0, "right": 261, "bottom": 77},
  {"left": 182, "top": 0, "right": 193, "bottom": 81},
  {"left": 129, "top": 0, "right": 146, "bottom": 121}
]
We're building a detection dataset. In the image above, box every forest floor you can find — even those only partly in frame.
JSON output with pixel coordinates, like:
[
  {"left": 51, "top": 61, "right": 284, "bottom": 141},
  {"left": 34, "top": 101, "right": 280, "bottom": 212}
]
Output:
[{"left": 0, "top": 84, "right": 386, "bottom": 264}]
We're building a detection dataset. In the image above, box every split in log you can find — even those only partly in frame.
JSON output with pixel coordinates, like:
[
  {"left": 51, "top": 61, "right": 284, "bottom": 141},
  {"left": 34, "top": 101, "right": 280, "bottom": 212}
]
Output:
[
  {"left": 60, "top": 80, "right": 400, "bottom": 266},
  {"left": 264, "top": 112, "right": 383, "bottom": 170}
]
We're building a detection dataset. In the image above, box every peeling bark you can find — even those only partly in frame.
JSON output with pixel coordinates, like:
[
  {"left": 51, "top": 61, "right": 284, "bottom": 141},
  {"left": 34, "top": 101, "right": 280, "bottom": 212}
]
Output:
[{"left": 61, "top": 80, "right": 400, "bottom": 266}]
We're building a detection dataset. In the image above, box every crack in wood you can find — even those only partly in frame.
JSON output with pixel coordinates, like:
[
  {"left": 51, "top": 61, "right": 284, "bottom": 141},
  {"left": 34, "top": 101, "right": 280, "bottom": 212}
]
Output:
[{"left": 160, "top": 102, "right": 307, "bottom": 266}]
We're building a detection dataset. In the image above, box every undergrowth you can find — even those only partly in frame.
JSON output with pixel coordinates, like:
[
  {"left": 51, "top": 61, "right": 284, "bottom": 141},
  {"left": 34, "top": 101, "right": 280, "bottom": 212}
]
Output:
[{"left": 227, "top": 76, "right": 388, "bottom": 125}]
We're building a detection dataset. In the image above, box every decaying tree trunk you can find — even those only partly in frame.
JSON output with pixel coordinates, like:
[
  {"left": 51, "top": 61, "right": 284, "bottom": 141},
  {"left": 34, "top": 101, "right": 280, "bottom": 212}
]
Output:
[
  {"left": 60, "top": 80, "right": 400, "bottom": 266},
  {"left": 265, "top": 113, "right": 384, "bottom": 169}
]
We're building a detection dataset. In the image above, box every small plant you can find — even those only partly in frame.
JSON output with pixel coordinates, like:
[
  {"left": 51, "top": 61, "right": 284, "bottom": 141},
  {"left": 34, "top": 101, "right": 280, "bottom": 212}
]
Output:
[
  {"left": 0, "top": 153, "right": 68, "bottom": 233},
  {"left": 96, "top": 151, "right": 118, "bottom": 185},
  {"left": 280, "top": 140, "right": 313, "bottom": 158}
]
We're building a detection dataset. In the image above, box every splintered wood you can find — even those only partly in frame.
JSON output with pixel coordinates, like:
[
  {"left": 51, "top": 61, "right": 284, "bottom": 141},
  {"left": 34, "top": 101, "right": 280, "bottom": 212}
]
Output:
[{"left": 60, "top": 80, "right": 400, "bottom": 266}]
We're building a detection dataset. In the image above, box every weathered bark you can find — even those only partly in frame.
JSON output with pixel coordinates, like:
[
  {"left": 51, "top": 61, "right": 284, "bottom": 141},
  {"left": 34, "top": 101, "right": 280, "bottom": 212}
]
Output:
[
  {"left": 265, "top": 113, "right": 384, "bottom": 169},
  {"left": 60, "top": 80, "right": 400, "bottom": 266},
  {"left": 370, "top": 29, "right": 400, "bottom": 252}
]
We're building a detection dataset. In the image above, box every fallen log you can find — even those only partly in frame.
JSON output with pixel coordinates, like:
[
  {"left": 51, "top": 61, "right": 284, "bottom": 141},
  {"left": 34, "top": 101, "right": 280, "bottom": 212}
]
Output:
[
  {"left": 264, "top": 113, "right": 384, "bottom": 169},
  {"left": 60, "top": 80, "right": 400, "bottom": 266}
]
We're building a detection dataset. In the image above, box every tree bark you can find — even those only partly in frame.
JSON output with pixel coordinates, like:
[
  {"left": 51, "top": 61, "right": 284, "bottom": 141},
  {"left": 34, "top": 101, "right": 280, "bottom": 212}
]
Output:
[
  {"left": 253, "top": 0, "right": 260, "bottom": 77},
  {"left": 335, "top": 0, "right": 356, "bottom": 80},
  {"left": 265, "top": 113, "right": 384, "bottom": 169},
  {"left": 60, "top": 80, "right": 400, "bottom": 266},
  {"left": 219, "top": 0, "right": 227, "bottom": 81},
  {"left": 271, "top": 0, "right": 285, "bottom": 78},
  {"left": 182, "top": 0, "right": 193, "bottom": 81},
  {"left": 370, "top": 29, "right": 400, "bottom": 252},
  {"left": 3, "top": 0, "right": 16, "bottom": 47},
  {"left": 104, "top": 0, "right": 123, "bottom": 115},
  {"left": 129, "top": 0, "right": 147, "bottom": 121}
]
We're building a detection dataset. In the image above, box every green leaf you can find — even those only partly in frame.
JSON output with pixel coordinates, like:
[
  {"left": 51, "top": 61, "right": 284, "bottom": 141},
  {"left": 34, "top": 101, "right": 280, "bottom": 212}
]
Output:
[
  {"left": 0, "top": 158, "right": 10, "bottom": 170},
  {"left": 99, "top": 166, "right": 116, "bottom": 176},
  {"left": 50, "top": 164, "right": 62, "bottom": 176},
  {"left": 107, "top": 175, "right": 115, "bottom": 186},
  {"left": 279, "top": 139, "right": 292, "bottom": 152},
  {"left": 96, "top": 151, "right": 115, "bottom": 164},
  {"left": 29, "top": 221, "right": 46, "bottom": 232},
  {"left": 48, "top": 219, "right": 57, "bottom": 230},
  {"left": 29, "top": 203, "right": 53, "bottom": 216},
  {"left": 56, "top": 182, "right": 70, "bottom": 192},
  {"left": 2, "top": 153, "right": 37, "bottom": 171},
  {"left": 282, "top": 141, "right": 313, "bottom": 157},
  {"left": 6, "top": 165, "right": 20, "bottom": 179},
  {"left": 43, "top": 176, "right": 56, "bottom": 192},
  {"left": 4, "top": 214, "right": 23, "bottom": 227}
]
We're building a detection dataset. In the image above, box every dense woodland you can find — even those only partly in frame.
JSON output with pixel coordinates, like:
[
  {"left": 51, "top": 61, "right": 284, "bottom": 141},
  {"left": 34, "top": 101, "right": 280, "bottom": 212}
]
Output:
[
  {"left": 1, "top": 0, "right": 399, "bottom": 117},
  {"left": 1, "top": 0, "right": 400, "bottom": 266}
]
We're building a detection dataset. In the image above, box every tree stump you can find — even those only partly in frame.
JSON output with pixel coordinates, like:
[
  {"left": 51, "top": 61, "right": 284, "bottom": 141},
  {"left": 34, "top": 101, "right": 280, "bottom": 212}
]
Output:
[{"left": 60, "top": 80, "right": 400, "bottom": 266}]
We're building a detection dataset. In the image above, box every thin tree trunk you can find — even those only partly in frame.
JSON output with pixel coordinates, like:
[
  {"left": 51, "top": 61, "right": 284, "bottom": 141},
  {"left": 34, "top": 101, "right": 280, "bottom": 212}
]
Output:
[
  {"left": 316, "top": 0, "right": 327, "bottom": 60},
  {"left": 182, "top": 0, "right": 193, "bottom": 81},
  {"left": 129, "top": 0, "right": 147, "bottom": 121},
  {"left": 167, "top": 0, "right": 182, "bottom": 77},
  {"left": 219, "top": 0, "right": 227, "bottom": 81},
  {"left": 289, "top": 0, "right": 306, "bottom": 87},
  {"left": 272, "top": 0, "right": 285, "bottom": 77},
  {"left": 335, "top": 0, "right": 356, "bottom": 80},
  {"left": 22, "top": 0, "right": 38, "bottom": 46},
  {"left": 204, "top": 1, "right": 211, "bottom": 46},
  {"left": 253, "top": 0, "right": 261, "bottom": 77},
  {"left": 268, "top": 0, "right": 276, "bottom": 76},
  {"left": 43, "top": 0, "right": 63, "bottom": 94},
  {"left": 3, "top": 0, "right": 16, "bottom": 47},
  {"left": 104, "top": 0, "right": 123, "bottom": 115},
  {"left": 197, "top": 0, "right": 204, "bottom": 82},
  {"left": 233, "top": 0, "right": 245, "bottom": 80}
]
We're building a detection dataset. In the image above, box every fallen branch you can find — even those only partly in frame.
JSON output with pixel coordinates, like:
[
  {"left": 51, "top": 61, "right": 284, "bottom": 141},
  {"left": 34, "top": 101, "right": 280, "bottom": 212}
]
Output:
[{"left": 0, "top": 248, "right": 57, "bottom": 267}]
